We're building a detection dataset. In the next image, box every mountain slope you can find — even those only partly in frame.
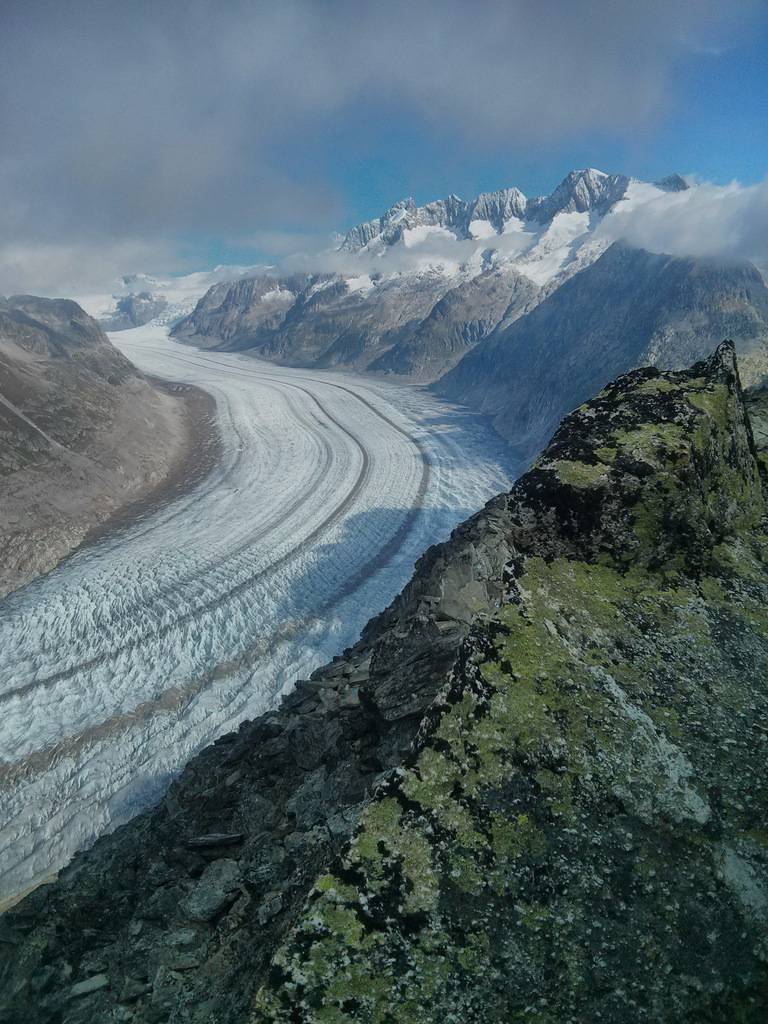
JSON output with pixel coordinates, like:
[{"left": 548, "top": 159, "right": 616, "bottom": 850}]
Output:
[
  {"left": 170, "top": 169, "right": 689, "bottom": 379},
  {"left": 435, "top": 242, "right": 768, "bottom": 457},
  {"left": 369, "top": 265, "right": 540, "bottom": 377},
  {"left": 0, "top": 296, "right": 215, "bottom": 596},
  {"left": 3, "top": 343, "right": 767, "bottom": 1024},
  {"left": 173, "top": 270, "right": 458, "bottom": 373}
]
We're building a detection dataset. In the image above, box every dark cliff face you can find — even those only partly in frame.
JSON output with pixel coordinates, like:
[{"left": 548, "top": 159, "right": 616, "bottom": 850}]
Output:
[
  {"left": 3, "top": 344, "right": 768, "bottom": 1024},
  {"left": 434, "top": 243, "right": 768, "bottom": 458}
]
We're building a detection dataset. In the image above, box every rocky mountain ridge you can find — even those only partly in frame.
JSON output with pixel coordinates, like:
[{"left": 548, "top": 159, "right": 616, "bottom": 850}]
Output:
[
  {"left": 337, "top": 168, "right": 684, "bottom": 252},
  {"left": 3, "top": 342, "right": 767, "bottom": 1023},
  {"left": 170, "top": 167, "right": 681, "bottom": 374},
  {"left": 106, "top": 169, "right": 694, "bottom": 350},
  {"left": 170, "top": 168, "right": 768, "bottom": 414},
  {"left": 435, "top": 241, "right": 768, "bottom": 457}
]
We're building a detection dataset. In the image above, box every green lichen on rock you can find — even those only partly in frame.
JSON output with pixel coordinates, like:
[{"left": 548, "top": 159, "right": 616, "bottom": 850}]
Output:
[
  {"left": 253, "top": 343, "right": 768, "bottom": 1023},
  {"left": 551, "top": 459, "right": 608, "bottom": 489}
]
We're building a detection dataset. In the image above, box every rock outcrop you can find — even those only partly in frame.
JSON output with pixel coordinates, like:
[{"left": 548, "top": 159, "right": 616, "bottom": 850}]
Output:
[
  {"left": 100, "top": 292, "right": 169, "bottom": 331},
  {"left": 2, "top": 342, "right": 767, "bottom": 1023},
  {"left": 0, "top": 295, "right": 216, "bottom": 596}
]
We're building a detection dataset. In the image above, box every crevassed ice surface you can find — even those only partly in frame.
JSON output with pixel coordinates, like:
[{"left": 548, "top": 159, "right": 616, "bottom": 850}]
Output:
[{"left": 0, "top": 325, "right": 518, "bottom": 903}]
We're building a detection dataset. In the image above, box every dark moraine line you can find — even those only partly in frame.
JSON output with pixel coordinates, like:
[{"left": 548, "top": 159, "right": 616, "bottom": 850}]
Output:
[
  {"left": 0, "top": 368, "right": 429, "bottom": 704},
  {"left": 58, "top": 381, "right": 340, "bottom": 627},
  {"left": 0, "top": 377, "right": 363, "bottom": 702},
  {"left": 0, "top": 429, "right": 431, "bottom": 794}
]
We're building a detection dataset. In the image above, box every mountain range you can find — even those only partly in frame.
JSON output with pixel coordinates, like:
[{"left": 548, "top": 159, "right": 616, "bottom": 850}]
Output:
[
  {"left": 161, "top": 167, "right": 768, "bottom": 459},
  {"left": 336, "top": 169, "right": 687, "bottom": 253},
  {"left": 171, "top": 168, "right": 691, "bottom": 376}
]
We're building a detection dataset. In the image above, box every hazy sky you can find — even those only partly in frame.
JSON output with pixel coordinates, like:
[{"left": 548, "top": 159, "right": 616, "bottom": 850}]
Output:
[{"left": 1, "top": 0, "right": 767, "bottom": 295}]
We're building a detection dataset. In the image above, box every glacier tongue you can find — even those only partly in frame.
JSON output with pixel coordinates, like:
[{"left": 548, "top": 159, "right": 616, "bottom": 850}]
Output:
[{"left": 0, "top": 325, "right": 516, "bottom": 905}]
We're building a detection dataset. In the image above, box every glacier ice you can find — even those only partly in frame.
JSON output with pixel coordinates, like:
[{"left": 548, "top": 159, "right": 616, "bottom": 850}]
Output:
[{"left": 0, "top": 325, "right": 517, "bottom": 904}]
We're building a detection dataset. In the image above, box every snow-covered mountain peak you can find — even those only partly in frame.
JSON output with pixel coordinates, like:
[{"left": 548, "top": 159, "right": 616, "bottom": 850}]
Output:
[
  {"left": 95, "top": 167, "right": 696, "bottom": 340},
  {"left": 469, "top": 188, "right": 528, "bottom": 233},
  {"left": 338, "top": 168, "right": 641, "bottom": 254},
  {"left": 327, "top": 168, "right": 699, "bottom": 294},
  {"left": 163, "top": 166, "right": 735, "bottom": 387},
  {"left": 525, "top": 167, "right": 631, "bottom": 223},
  {"left": 654, "top": 172, "right": 690, "bottom": 193},
  {"left": 339, "top": 193, "right": 472, "bottom": 252}
]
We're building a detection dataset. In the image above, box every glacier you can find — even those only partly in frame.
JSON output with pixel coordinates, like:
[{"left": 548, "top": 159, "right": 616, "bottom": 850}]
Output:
[{"left": 0, "top": 325, "right": 517, "bottom": 905}]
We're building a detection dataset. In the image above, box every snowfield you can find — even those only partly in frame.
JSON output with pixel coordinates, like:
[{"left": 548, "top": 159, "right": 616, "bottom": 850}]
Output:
[{"left": 0, "top": 325, "right": 517, "bottom": 903}]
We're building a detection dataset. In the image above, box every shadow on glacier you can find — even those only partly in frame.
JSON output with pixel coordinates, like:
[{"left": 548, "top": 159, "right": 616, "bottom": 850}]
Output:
[
  {"left": 245, "top": 497, "right": 502, "bottom": 689},
  {"left": 99, "top": 501, "right": 477, "bottom": 839},
  {"left": 98, "top": 497, "right": 507, "bottom": 829},
  {"left": 408, "top": 403, "right": 515, "bottom": 460}
]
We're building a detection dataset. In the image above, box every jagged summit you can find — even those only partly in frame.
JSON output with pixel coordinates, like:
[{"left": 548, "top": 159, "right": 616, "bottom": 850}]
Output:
[
  {"left": 338, "top": 167, "right": 642, "bottom": 251},
  {"left": 173, "top": 164, "right": 767, "bottom": 391},
  {"left": 655, "top": 172, "right": 690, "bottom": 192},
  {"left": 525, "top": 167, "right": 630, "bottom": 222}
]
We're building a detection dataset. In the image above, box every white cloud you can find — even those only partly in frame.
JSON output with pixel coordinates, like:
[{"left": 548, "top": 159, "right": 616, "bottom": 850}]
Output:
[
  {"left": 0, "top": 239, "right": 184, "bottom": 306},
  {"left": 0, "top": 0, "right": 761, "bottom": 298},
  {"left": 595, "top": 179, "right": 768, "bottom": 266}
]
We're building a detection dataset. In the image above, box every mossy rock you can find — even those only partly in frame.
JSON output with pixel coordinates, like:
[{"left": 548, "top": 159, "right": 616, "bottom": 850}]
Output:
[{"left": 253, "top": 344, "right": 768, "bottom": 1023}]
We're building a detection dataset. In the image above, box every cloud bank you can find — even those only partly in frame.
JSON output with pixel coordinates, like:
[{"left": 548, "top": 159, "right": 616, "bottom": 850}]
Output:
[
  {"left": 595, "top": 180, "right": 768, "bottom": 267},
  {"left": 276, "top": 179, "right": 768, "bottom": 282},
  {"left": 0, "top": 0, "right": 761, "bottom": 295}
]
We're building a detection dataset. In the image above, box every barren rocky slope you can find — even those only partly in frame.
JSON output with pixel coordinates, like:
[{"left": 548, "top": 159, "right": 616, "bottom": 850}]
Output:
[
  {"left": 2, "top": 341, "right": 767, "bottom": 1023},
  {"left": 0, "top": 296, "right": 214, "bottom": 597},
  {"left": 436, "top": 242, "right": 768, "bottom": 458},
  {"left": 172, "top": 270, "right": 463, "bottom": 374}
]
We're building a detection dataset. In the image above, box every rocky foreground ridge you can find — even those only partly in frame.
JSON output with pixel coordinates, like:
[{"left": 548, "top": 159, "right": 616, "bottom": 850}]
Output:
[{"left": 2, "top": 343, "right": 768, "bottom": 1022}]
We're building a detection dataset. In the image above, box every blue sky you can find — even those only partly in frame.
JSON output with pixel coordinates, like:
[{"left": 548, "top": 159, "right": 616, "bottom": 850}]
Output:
[
  {"left": 337, "top": 28, "right": 768, "bottom": 215},
  {"left": 244, "top": 15, "right": 768, "bottom": 239},
  {"left": 192, "top": 5, "right": 768, "bottom": 269},
  {"left": 1, "top": 0, "right": 766, "bottom": 294}
]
